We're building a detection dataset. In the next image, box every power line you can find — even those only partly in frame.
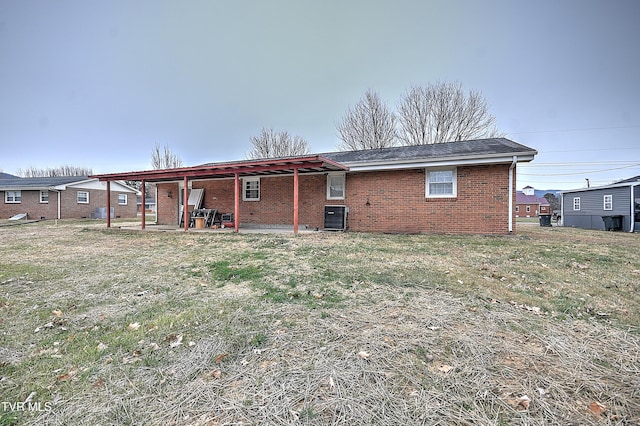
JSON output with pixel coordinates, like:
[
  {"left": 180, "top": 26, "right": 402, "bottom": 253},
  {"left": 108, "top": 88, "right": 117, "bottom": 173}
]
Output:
[
  {"left": 507, "top": 125, "right": 640, "bottom": 135},
  {"left": 520, "top": 161, "right": 639, "bottom": 167},
  {"left": 517, "top": 163, "right": 640, "bottom": 176}
]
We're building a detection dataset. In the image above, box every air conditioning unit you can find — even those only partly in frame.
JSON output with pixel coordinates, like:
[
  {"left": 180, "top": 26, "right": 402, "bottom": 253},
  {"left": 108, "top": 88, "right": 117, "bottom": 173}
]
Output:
[{"left": 324, "top": 205, "right": 348, "bottom": 231}]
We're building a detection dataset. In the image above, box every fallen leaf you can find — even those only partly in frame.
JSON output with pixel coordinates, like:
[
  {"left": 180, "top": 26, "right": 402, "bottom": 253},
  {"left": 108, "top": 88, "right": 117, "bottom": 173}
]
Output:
[
  {"left": 52, "top": 310, "right": 63, "bottom": 317},
  {"left": 328, "top": 376, "right": 335, "bottom": 391},
  {"left": 188, "top": 341, "right": 196, "bottom": 347},
  {"left": 588, "top": 401, "right": 606, "bottom": 417},
  {"left": 515, "top": 395, "right": 531, "bottom": 410},
  {"left": 166, "top": 334, "right": 183, "bottom": 348},
  {"left": 149, "top": 343, "right": 160, "bottom": 351},
  {"left": 56, "top": 369, "right": 77, "bottom": 381},
  {"left": 437, "top": 364, "right": 453, "bottom": 373},
  {"left": 97, "top": 342, "right": 108, "bottom": 352},
  {"left": 357, "top": 350, "right": 370, "bottom": 360},
  {"left": 122, "top": 355, "right": 141, "bottom": 364},
  {"left": 210, "top": 369, "right": 222, "bottom": 379},
  {"left": 126, "top": 322, "right": 141, "bottom": 331},
  {"left": 92, "top": 378, "right": 104, "bottom": 388},
  {"left": 383, "top": 336, "right": 395, "bottom": 346},
  {"left": 214, "top": 353, "right": 228, "bottom": 364}
]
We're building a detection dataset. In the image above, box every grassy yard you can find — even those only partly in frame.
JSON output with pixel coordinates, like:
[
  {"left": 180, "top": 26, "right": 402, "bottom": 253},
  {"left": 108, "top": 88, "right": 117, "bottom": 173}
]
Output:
[{"left": 0, "top": 220, "right": 638, "bottom": 425}]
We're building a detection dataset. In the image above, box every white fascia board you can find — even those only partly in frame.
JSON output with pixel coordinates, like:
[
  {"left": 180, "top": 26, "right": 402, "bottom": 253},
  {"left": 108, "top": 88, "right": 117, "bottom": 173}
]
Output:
[
  {"left": 0, "top": 186, "right": 52, "bottom": 191},
  {"left": 345, "top": 153, "right": 536, "bottom": 172}
]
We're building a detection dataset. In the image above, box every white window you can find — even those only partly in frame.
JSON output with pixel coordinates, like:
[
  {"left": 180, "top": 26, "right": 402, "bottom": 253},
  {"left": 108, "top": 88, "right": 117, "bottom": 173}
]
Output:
[
  {"left": 573, "top": 197, "right": 581, "bottom": 211},
  {"left": 526, "top": 205, "right": 531, "bottom": 213},
  {"left": 5, "top": 190, "right": 21, "bottom": 203},
  {"left": 242, "top": 178, "right": 260, "bottom": 201},
  {"left": 118, "top": 194, "right": 127, "bottom": 205},
  {"left": 426, "top": 168, "right": 457, "bottom": 197},
  {"left": 40, "top": 191, "right": 49, "bottom": 203},
  {"left": 515, "top": 206, "right": 519, "bottom": 213},
  {"left": 327, "top": 173, "right": 345, "bottom": 200},
  {"left": 77, "top": 191, "right": 89, "bottom": 204},
  {"left": 603, "top": 195, "right": 612, "bottom": 211}
]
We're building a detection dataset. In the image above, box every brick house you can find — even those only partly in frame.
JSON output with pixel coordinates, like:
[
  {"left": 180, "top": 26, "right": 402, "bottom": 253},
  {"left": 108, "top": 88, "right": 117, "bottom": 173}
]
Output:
[
  {"left": 515, "top": 186, "right": 550, "bottom": 217},
  {"left": 91, "top": 138, "right": 537, "bottom": 235},
  {"left": 0, "top": 176, "right": 138, "bottom": 220}
]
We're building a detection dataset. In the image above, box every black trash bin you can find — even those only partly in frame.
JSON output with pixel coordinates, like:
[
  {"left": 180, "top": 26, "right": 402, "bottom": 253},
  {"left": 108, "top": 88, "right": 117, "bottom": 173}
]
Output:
[
  {"left": 602, "top": 215, "right": 622, "bottom": 231},
  {"left": 539, "top": 214, "right": 552, "bottom": 227}
]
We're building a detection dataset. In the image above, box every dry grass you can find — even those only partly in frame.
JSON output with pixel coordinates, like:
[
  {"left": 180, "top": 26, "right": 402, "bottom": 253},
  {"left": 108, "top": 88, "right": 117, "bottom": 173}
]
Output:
[{"left": 0, "top": 220, "right": 639, "bottom": 425}]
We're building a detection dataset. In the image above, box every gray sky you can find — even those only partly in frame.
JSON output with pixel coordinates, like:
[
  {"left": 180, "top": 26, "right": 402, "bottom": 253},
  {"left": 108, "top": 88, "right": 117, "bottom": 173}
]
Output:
[{"left": 1, "top": 0, "right": 638, "bottom": 190}]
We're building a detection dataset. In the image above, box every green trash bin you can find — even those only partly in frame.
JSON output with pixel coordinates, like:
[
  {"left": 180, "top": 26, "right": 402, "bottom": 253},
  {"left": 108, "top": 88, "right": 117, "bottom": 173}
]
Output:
[
  {"left": 539, "top": 214, "right": 552, "bottom": 227},
  {"left": 602, "top": 215, "right": 622, "bottom": 231}
]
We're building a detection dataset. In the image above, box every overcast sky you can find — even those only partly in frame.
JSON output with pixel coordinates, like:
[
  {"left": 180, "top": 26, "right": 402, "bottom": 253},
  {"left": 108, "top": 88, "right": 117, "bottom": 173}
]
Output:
[{"left": 1, "top": 0, "right": 638, "bottom": 190}]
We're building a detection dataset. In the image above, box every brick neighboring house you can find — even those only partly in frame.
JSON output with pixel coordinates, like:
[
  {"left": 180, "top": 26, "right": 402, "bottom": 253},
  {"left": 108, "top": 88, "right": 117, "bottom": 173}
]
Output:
[
  {"left": 0, "top": 176, "right": 138, "bottom": 220},
  {"left": 92, "top": 138, "right": 537, "bottom": 235},
  {"left": 515, "top": 186, "right": 550, "bottom": 217}
]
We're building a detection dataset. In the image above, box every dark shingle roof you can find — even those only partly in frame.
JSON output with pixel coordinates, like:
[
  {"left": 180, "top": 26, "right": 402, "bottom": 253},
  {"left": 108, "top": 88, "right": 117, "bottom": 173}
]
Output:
[
  {"left": 0, "top": 172, "right": 17, "bottom": 179},
  {"left": 0, "top": 176, "right": 90, "bottom": 190},
  {"left": 613, "top": 175, "right": 640, "bottom": 185},
  {"left": 320, "top": 138, "right": 536, "bottom": 165}
]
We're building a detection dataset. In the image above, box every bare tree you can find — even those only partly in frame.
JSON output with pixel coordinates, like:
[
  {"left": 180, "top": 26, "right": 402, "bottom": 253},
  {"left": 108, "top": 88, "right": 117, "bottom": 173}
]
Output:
[
  {"left": 397, "top": 82, "right": 502, "bottom": 145},
  {"left": 16, "top": 165, "right": 93, "bottom": 177},
  {"left": 151, "top": 144, "right": 183, "bottom": 169},
  {"left": 336, "top": 90, "right": 398, "bottom": 150},
  {"left": 246, "top": 128, "right": 310, "bottom": 159}
]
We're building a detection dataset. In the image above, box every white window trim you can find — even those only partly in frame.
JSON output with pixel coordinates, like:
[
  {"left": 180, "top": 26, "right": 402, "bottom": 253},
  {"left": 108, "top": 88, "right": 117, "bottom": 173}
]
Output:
[
  {"left": 40, "top": 190, "right": 49, "bottom": 203},
  {"left": 425, "top": 167, "right": 457, "bottom": 198},
  {"left": 326, "top": 172, "right": 346, "bottom": 200},
  {"left": 573, "top": 197, "right": 581, "bottom": 211},
  {"left": 603, "top": 195, "right": 612, "bottom": 211},
  {"left": 118, "top": 194, "right": 128, "bottom": 205},
  {"left": 526, "top": 205, "right": 531, "bottom": 213},
  {"left": 5, "top": 190, "right": 21, "bottom": 203},
  {"left": 77, "top": 191, "right": 89, "bottom": 204},
  {"left": 242, "top": 177, "right": 260, "bottom": 201}
]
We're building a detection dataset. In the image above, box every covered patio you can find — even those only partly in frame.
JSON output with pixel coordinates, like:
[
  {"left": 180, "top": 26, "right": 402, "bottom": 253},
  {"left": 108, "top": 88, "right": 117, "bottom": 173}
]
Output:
[{"left": 90, "top": 156, "right": 349, "bottom": 235}]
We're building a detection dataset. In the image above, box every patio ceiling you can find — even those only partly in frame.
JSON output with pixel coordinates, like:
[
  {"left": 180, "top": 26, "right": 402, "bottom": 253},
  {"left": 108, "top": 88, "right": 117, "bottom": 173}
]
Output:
[{"left": 90, "top": 155, "right": 349, "bottom": 183}]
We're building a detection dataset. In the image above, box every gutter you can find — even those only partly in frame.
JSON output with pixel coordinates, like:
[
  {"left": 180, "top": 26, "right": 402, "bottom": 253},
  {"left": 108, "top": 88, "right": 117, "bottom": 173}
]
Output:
[
  {"left": 509, "top": 156, "right": 517, "bottom": 233},
  {"left": 631, "top": 183, "right": 640, "bottom": 233},
  {"left": 343, "top": 152, "right": 536, "bottom": 172}
]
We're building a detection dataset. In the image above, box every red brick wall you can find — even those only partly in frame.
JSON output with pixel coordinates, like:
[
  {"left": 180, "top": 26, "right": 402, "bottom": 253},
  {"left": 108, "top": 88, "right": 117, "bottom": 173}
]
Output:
[
  {"left": 345, "top": 165, "right": 513, "bottom": 234},
  {"left": 155, "top": 164, "right": 516, "bottom": 234},
  {"left": 0, "top": 189, "right": 137, "bottom": 220}
]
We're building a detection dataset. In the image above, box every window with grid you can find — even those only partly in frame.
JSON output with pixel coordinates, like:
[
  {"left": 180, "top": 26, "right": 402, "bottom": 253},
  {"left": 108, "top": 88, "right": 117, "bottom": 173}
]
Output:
[
  {"left": 5, "top": 191, "right": 21, "bottom": 203},
  {"left": 77, "top": 191, "right": 89, "bottom": 204},
  {"left": 573, "top": 197, "right": 580, "bottom": 211},
  {"left": 603, "top": 195, "right": 612, "bottom": 211},
  {"left": 243, "top": 178, "right": 260, "bottom": 201},
  {"left": 426, "top": 168, "right": 456, "bottom": 197}
]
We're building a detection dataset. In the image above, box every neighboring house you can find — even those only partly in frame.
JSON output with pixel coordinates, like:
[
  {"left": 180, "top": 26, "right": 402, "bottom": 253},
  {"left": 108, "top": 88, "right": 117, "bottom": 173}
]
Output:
[
  {"left": 137, "top": 196, "right": 157, "bottom": 214},
  {"left": 0, "top": 176, "right": 139, "bottom": 220},
  {"left": 560, "top": 175, "right": 640, "bottom": 232},
  {"left": 91, "top": 138, "right": 537, "bottom": 235},
  {"left": 515, "top": 186, "right": 550, "bottom": 217}
]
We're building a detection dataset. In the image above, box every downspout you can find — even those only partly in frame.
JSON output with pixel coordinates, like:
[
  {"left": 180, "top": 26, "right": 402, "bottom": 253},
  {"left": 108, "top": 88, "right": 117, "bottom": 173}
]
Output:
[
  {"left": 630, "top": 183, "right": 639, "bottom": 233},
  {"left": 508, "top": 156, "right": 517, "bottom": 233},
  {"left": 57, "top": 190, "right": 61, "bottom": 220}
]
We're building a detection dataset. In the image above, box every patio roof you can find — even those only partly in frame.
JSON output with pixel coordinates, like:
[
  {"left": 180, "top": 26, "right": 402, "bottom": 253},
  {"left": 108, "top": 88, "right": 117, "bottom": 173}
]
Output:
[{"left": 89, "top": 155, "right": 349, "bottom": 182}]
